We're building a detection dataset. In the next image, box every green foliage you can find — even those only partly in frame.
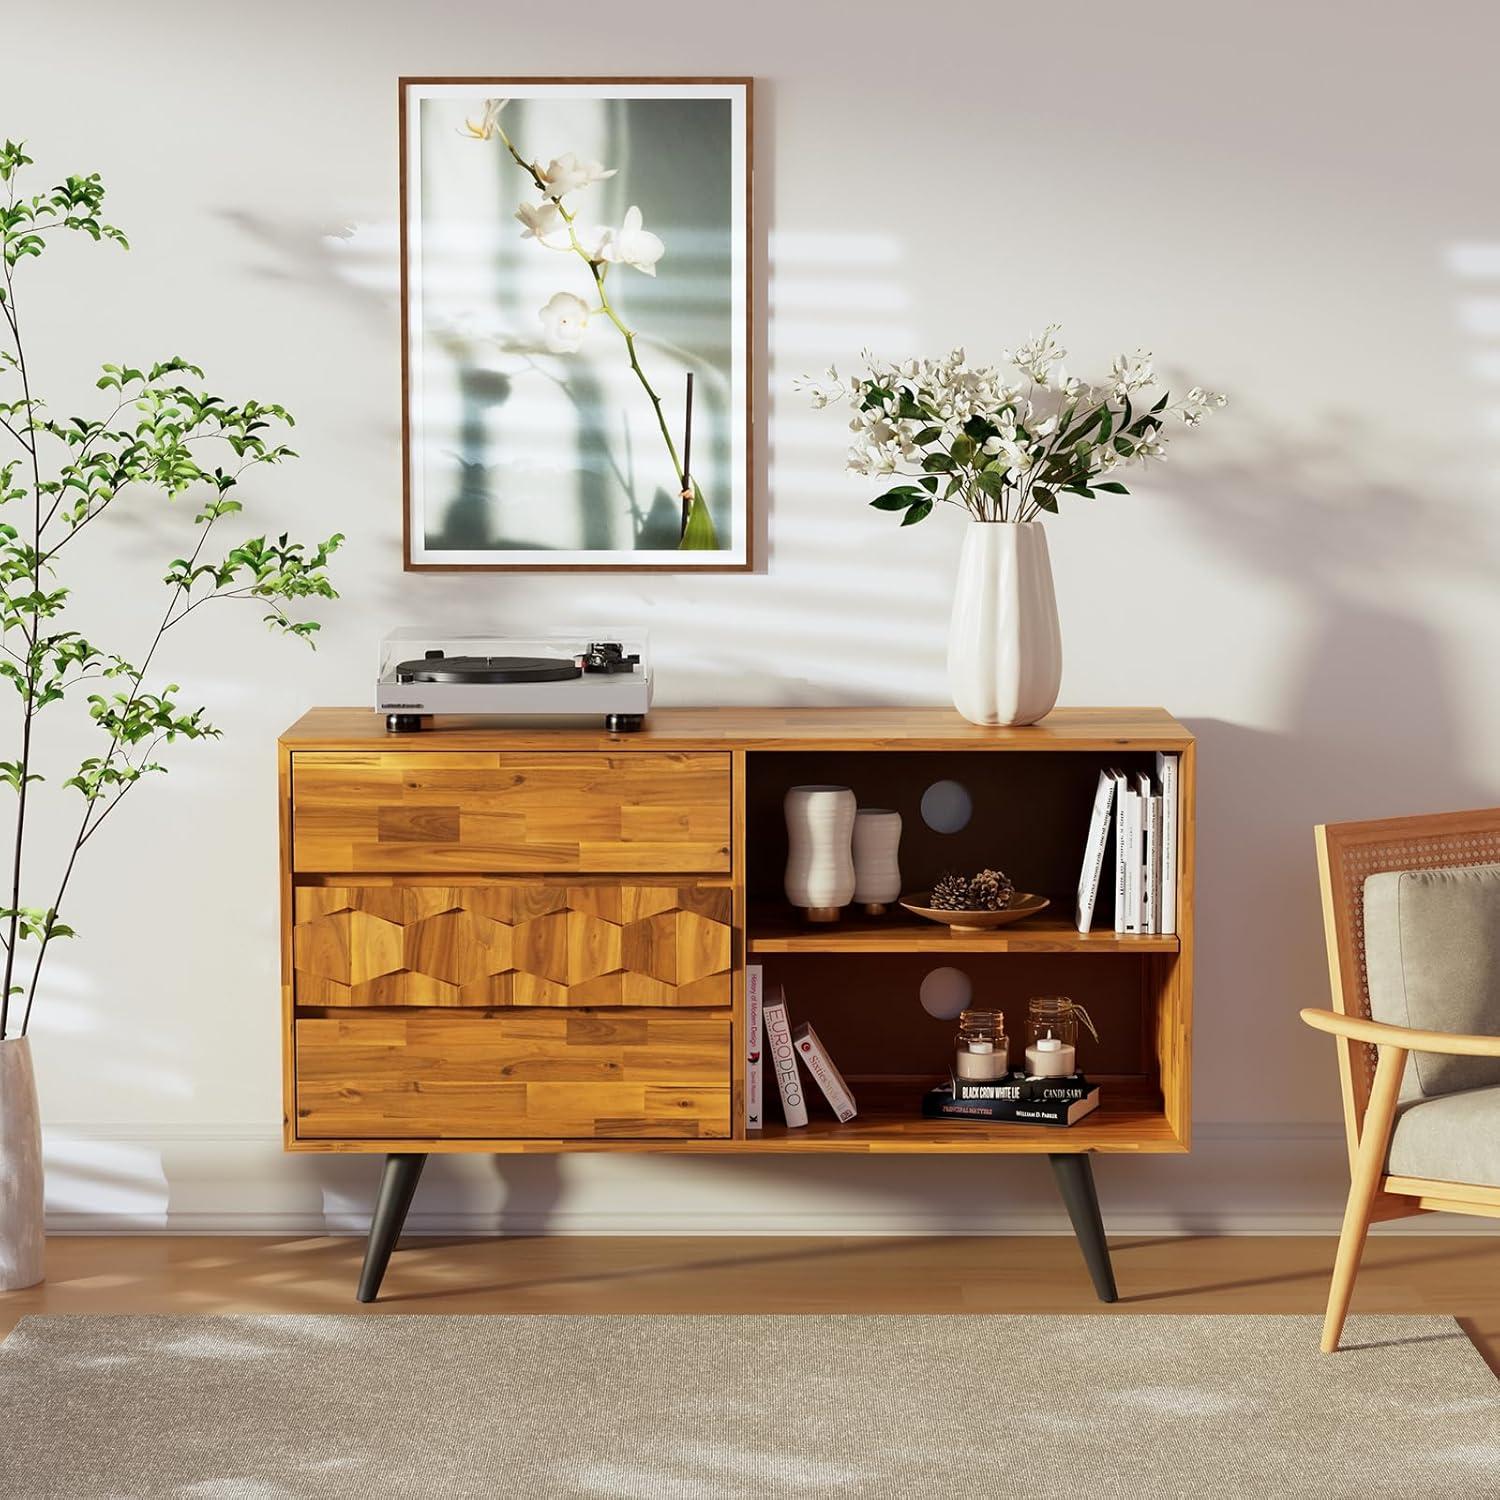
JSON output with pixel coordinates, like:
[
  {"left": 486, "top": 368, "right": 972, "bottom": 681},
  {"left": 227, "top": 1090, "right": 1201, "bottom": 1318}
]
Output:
[
  {"left": 0, "top": 142, "right": 342, "bottom": 1036},
  {"left": 677, "top": 481, "right": 719, "bottom": 550}
]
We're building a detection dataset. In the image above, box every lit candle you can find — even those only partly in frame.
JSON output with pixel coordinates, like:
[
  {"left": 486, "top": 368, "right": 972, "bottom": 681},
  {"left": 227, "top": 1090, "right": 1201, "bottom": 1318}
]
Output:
[{"left": 956, "top": 1039, "right": 1005, "bottom": 1080}]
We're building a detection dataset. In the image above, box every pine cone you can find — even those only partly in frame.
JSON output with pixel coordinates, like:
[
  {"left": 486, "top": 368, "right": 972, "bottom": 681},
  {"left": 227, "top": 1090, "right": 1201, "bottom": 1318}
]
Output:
[
  {"left": 929, "top": 872, "right": 974, "bottom": 910},
  {"left": 968, "top": 868, "right": 1014, "bottom": 911}
]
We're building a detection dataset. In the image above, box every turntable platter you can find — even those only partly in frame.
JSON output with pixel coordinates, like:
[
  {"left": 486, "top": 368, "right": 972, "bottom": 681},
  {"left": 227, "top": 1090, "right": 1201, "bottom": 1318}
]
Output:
[{"left": 395, "top": 655, "right": 583, "bottom": 685}]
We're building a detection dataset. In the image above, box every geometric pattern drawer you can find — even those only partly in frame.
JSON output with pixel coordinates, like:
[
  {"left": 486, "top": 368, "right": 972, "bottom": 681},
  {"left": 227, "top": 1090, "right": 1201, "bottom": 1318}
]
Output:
[
  {"left": 294, "top": 1010, "right": 732, "bottom": 1140},
  {"left": 293, "top": 882, "right": 733, "bottom": 1008},
  {"left": 290, "top": 751, "right": 731, "bottom": 874}
]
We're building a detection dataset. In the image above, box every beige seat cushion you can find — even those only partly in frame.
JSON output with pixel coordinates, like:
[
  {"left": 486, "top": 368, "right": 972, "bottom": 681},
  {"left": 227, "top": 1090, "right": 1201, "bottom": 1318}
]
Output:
[
  {"left": 1362, "top": 863, "right": 1500, "bottom": 1100},
  {"left": 1387, "top": 1084, "right": 1500, "bottom": 1187}
]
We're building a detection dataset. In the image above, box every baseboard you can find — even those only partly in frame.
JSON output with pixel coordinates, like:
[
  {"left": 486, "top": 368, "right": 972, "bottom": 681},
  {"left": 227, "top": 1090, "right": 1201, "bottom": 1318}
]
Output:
[{"left": 39, "top": 1120, "right": 1500, "bottom": 1236}]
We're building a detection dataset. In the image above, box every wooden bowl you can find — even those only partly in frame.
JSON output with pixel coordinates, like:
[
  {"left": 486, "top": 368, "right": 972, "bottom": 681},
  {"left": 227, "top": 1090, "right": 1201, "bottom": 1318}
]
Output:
[{"left": 899, "top": 891, "right": 1050, "bottom": 931}]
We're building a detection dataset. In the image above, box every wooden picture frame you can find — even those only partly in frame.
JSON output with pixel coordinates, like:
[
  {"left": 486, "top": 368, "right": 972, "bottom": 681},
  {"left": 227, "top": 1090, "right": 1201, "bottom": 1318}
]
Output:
[{"left": 398, "top": 77, "right": 754, "bottom": 572}]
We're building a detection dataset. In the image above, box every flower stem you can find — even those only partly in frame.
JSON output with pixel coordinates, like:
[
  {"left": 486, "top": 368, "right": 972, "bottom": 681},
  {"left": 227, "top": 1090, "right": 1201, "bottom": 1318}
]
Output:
[{"left": 496, "top": 125, "right": 685, "bottom": 491}]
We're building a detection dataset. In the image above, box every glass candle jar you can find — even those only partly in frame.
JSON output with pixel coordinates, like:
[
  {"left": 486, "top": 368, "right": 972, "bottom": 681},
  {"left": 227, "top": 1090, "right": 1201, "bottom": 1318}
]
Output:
[
  {"left": 1025, "top": 996, "right": 1099, "bottom": 1052},
  {"left": 954, "top": 1009, "right": 1008, "bottom": 1081}
]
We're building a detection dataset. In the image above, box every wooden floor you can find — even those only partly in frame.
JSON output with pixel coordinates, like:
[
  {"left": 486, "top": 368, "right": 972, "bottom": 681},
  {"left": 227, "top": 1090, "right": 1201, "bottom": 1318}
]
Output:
[{"left": 2, "top": 1234, "right": 1497, "bottom": 1372}]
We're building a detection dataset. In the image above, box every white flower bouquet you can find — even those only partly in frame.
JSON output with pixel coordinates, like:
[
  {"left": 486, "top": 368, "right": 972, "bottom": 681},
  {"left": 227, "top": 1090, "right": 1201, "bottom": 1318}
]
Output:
[{"left": 798, "top": 328, "right": 1225, "bottom": 526}]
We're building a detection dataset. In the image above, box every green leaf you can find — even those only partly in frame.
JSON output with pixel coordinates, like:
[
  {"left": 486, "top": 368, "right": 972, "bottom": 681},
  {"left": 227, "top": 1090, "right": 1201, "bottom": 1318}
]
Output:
[
  {"left": 1032, "top": 487, "right": 1058, "bottom": 513},
  {"left": 677, "top": 481, "right": 720, "bottom": 550},
  {"left": 870, "top": 492, "right": 921, "bottom": 511},
  {"left": 899, "top": 500, "right": 933, "bottom": 526},
  {"left": 1094, "top": 481, "right": 1130, "bottom": 494},
  {"left": 921, "top": 452, "right": 954, "bottom": 473}
]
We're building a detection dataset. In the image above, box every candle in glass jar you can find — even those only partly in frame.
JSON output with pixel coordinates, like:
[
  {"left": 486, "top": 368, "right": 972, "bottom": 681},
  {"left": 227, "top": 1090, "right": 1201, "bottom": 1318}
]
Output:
[{"left": 956, "top": 1040, "right": 1005, "bottom": 1080}]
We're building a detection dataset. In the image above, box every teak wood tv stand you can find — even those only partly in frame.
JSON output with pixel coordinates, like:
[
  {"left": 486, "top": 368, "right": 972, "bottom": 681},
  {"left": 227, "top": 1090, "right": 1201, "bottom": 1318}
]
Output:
[{"left": 278, "top": 707, "right": 1194, "bottom": 1302}]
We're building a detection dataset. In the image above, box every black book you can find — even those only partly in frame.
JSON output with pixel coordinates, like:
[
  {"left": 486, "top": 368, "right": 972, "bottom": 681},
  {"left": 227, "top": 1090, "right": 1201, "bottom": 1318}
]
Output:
[
  {"left": 924, "top": 1083, "right": 1100, "bottom": 1126},
  {"left": 954, "top": 1072, "right": 1092, "bottom": 1104}
]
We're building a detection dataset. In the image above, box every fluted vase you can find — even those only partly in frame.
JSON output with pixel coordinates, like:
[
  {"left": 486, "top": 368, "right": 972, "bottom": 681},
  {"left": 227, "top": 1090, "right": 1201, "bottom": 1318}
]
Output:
[{"left": 946, "top": 520, "right": 1062, "bottom": 727}]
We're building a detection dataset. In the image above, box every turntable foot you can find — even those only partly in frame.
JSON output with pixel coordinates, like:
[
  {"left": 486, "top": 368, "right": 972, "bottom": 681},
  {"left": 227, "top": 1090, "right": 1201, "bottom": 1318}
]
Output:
[
  {"left": 604, "top": 713, "right": 645, "bottom": 733},
  {"left": 386, "top": 714, "right": 426, "bottom": 733}
]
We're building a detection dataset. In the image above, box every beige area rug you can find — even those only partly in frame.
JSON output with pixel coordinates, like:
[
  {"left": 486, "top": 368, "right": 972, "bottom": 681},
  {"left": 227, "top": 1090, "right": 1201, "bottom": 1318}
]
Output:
[{"left": 0, "top": 1314, "right": 1495, "bottom": 1498}]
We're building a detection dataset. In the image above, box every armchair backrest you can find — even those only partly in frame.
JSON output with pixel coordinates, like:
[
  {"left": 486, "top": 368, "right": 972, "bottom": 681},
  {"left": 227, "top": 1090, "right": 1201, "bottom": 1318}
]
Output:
[{"left": 1315, "top": 808, "right": 1500, "bottom": 1158}]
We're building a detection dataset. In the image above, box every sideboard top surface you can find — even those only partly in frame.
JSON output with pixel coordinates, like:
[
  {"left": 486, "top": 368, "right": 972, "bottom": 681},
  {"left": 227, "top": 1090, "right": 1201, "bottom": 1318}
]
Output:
[{"left": 281, "top": 706, "right": 1193, "bottom": 753}]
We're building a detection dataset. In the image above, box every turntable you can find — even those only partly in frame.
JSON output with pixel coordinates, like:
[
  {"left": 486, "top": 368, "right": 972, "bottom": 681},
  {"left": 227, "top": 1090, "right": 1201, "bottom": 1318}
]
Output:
[{"left": 376, "top": 629, "right": 653, "bottom": 732}]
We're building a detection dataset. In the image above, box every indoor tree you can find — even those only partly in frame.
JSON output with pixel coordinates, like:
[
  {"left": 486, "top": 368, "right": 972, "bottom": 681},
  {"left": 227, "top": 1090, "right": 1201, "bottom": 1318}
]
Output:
[{"left": 0, "top": 140, "right": 342, "bottom": 1038}]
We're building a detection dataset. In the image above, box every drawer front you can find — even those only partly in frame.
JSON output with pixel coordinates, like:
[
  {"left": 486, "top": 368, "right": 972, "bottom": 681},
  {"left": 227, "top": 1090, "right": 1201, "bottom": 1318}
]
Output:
[
  {"left": 293, "top": 882, "right": 733, "bottom": 1008},
  {"left": 291, "top": 752, "right": 731, "bottom": 874},
  {"left": 294, "top": 1011, "right": 731, "bottom": 1140}
]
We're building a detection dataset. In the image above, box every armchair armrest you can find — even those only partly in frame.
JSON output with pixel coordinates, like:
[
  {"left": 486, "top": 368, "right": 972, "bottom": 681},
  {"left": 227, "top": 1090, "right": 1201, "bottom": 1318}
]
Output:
[{"left": 1299, "top": 1008, "right": 1500, "bottom": 1057}]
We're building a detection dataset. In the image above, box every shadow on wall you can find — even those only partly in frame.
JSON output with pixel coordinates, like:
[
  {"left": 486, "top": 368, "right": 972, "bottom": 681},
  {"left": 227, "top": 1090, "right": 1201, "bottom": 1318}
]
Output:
[{"left": 1161, "top": 409, "right": 1500, "bottom": 1127}]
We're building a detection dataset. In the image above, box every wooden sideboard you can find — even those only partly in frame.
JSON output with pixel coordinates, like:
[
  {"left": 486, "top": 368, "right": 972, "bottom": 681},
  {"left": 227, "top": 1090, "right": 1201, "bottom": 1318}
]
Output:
[{"left": 279, "top": 707, "right": 1195, "bottom": 1301}]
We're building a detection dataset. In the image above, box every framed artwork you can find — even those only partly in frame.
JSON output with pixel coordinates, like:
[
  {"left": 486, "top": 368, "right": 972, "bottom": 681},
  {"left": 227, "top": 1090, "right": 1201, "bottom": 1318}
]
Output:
[{"left": 399, "top": 77, "right": 753, "bottom": 571}]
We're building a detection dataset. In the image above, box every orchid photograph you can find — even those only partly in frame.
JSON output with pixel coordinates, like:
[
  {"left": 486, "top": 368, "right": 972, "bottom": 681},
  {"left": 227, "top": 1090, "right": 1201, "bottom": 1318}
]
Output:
[{"left": 400, "top": 79, "right": 751, "bottom": 569}]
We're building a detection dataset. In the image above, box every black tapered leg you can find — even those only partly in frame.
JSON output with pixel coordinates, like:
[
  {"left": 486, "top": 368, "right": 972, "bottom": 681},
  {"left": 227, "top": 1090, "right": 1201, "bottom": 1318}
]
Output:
[
  {"left": 1049, "top": 1153, "right": 1118, "bottom": 1303},
  {"left": 356, "top": 1152, "right": 427, "bottom": 1303}
]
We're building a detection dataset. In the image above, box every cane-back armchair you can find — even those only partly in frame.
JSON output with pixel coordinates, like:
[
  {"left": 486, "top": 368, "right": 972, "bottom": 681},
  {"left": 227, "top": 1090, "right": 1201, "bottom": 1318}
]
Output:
[{"left": 1303, "top": 807, "right": 1500, "bottom": 1352}]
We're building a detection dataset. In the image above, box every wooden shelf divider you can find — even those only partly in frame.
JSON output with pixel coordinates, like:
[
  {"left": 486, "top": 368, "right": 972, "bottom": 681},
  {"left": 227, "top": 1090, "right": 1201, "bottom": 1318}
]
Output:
[{"left": 748, "top": 907, "right": 1179, "bottom": 955}]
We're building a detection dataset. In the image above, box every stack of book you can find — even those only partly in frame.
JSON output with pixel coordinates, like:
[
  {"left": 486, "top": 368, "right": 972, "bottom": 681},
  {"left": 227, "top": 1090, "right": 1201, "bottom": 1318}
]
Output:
[
  {"left": 746, "top": 966, "right": 857, "bottom": 1130},
  {"left": 922, "top": 1071, "right": 1099, "bottom": 1126},
  {"left": 1075, "top": 753, "right": 1179, "bottom": 935}
]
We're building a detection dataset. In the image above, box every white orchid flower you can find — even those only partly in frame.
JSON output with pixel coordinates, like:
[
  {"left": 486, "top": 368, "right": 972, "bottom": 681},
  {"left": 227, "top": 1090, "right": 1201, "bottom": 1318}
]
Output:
[
  {"left": 600, "top": 206, "right": 665, "bottom": 276},
  {"left": 459, "top": 98, "right": 508, "bottom": 140},
  {"left": 538, "top": 292, "right": 591, "bottom": 353},
  {"left": 514, "top": 200, "right": 572, "bottom": 250},
  {"left": 538, "top": 153, "right": 618, "bottom": 198}
]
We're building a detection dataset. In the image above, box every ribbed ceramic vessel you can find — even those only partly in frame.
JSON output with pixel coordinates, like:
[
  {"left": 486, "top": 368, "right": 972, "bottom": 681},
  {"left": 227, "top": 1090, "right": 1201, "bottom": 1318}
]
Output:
[
  {"left": 0, "top": 1036, "right": 44, "bottom": 1291},
  {"left": 783, "top": 785, "right": 856, "bottom": 921},
  {"left": 851, "top": 809, "right": 902, "bottom": 914},
  {"left": 947, "top": 521, "right": 1062, "bottom": 726}
]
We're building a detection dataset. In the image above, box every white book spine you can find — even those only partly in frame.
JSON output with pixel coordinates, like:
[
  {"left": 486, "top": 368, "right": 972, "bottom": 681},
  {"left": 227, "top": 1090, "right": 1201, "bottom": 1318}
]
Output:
[
  {"left": 792, "top": 1022, "right": 857, "bottom": 1122},
  {"left": 1156, "top": 752, "right": 1178, "bottom": 936},
  {"left": 1111, "top": 770, "right": 1129, "bottom": 933},
  {"left": 763, "top": 995, "right": 807, "bottom": 1128},
  {"left": 1122, "top": 789, "right": 1142, "bottom": 934},
  {"left": 1076, "top": 770, "right": 1116, "bottom": 934},
  {"left": 1147, "top": 794, "right": 1164, "bottom": 935},
  {"left": 746, "top": 964, "right": 764, "bottom": 1131}
]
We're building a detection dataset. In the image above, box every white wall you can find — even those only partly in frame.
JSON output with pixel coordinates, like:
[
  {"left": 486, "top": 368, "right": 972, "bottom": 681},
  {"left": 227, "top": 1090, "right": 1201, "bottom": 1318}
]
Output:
[{"left": 9, "top": 0, "right": 1500, "bottom": 1234}]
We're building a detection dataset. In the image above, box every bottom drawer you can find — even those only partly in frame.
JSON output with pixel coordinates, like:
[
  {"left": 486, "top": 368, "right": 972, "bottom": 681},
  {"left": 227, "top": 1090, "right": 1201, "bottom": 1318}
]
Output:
[{"left": 295, "top": 1010, "right": 731, "bottom": 1141}]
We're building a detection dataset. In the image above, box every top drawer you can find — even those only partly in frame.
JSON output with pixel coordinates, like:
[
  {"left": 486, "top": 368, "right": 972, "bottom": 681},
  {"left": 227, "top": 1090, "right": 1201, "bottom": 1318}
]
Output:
[{"left": 291, "top": 752, "right": 731, "bottom": 873}]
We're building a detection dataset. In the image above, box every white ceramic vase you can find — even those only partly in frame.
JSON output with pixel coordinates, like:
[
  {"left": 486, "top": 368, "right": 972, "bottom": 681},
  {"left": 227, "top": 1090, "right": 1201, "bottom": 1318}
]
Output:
[
  {"left": 851, "top": 809, "right": 903, "bottom": 915},
  {"left": 784, "top": 785, "right": 856, "bottom": 922},
  {"left": 946, "top": 520, "right": 1062, "bottom": 727},
  {"left": 0, "top": 1036, "right": 44, "bottom": 1291}
]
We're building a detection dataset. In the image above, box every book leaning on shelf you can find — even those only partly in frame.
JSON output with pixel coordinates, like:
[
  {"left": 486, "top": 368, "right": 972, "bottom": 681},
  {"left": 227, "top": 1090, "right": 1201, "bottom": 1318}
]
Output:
[
  {"left": 793, "top": 1022, "right": 858, "bottom": 1121},
  {"left": 762, "top": 986, "right": 807, "bottom": 1128}
]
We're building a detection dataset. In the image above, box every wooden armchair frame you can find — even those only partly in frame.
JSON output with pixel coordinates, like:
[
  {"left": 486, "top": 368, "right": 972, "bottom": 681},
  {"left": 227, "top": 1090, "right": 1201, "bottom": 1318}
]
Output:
[{"left": 1305, "top": 807, "right": 1500, "bottom": 1352}]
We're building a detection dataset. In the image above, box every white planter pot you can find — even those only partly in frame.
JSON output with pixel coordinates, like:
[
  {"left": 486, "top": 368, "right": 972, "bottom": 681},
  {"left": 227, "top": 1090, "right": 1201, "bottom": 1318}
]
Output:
[
  {"left": 0, "top": 1035, "right": 43, "bottom": 1291},
  {"left": 946, "top": 520, "right": 1062, "bottom": 727},
  {"left": 783, "top": 785, "right": 856, "bottom": 921},
  {"left": 851, "top": 809, "right": 903, "bottom": 915}
]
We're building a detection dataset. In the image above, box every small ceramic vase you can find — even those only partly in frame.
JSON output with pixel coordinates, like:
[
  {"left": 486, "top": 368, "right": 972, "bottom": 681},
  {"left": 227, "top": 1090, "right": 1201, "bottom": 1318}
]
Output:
[
  {"left": 851, "top": 808, "right": 902, "bottom": 916},
  {"left": 784, "top": 785, "right": 857, "bottom": 922}
]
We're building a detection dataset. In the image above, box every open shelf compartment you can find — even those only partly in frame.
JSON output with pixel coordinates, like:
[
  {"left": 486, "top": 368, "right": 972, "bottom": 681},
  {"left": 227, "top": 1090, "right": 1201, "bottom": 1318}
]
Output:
[{"left": 739, "top": 744, "right": 1192, "bottom": 1154}]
